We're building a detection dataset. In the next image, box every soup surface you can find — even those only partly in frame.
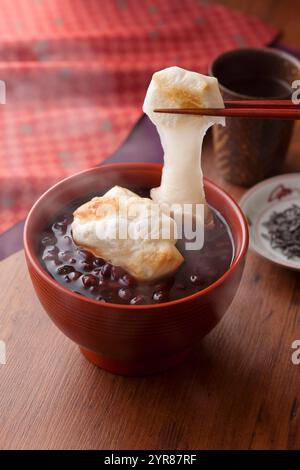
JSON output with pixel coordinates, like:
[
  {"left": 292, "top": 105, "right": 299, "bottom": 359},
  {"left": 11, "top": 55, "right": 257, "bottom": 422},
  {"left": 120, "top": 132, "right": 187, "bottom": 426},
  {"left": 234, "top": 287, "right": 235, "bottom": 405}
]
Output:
[{"left": 39, "top": 188, "right": 234, "bottom": 305}]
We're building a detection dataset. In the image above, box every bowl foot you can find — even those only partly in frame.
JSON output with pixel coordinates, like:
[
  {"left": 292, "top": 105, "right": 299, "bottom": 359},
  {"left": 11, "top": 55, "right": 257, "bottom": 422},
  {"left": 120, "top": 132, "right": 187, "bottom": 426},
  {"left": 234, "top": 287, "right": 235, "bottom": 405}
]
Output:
[{"left": 80, "top": 347, "right": 191, "bottom": 377}]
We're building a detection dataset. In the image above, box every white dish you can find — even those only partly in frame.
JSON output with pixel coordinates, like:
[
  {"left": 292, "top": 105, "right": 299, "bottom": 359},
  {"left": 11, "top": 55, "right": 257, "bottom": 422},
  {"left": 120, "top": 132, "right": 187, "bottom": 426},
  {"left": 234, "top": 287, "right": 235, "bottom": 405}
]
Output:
[{"left": 239, "top": 174, "right": 300, "bottom": 270}]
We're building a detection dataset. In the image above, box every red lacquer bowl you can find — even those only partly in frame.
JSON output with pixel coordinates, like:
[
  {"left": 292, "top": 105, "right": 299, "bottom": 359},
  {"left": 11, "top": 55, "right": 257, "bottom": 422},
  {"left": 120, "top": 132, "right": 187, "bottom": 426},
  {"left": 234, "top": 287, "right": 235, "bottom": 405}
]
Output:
[{"left": 24, "top": 163, "right": 248, "bottom": 376}]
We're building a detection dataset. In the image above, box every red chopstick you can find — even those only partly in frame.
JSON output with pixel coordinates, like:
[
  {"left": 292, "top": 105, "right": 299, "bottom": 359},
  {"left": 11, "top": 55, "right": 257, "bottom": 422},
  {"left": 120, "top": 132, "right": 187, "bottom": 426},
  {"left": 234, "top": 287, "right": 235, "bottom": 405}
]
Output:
[{"left": 154, "top": 100, "right": 300, "bottom": 120}]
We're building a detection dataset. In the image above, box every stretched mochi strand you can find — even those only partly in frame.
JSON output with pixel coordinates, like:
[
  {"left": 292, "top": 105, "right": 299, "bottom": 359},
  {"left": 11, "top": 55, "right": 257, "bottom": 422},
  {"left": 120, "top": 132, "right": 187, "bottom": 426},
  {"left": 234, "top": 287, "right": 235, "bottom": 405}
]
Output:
[
  {"left": 71, "top": 67, "right": 225, "bottom": 283},
  {"left": 143, "top": 66, "right": 225, "bottom": 221}
]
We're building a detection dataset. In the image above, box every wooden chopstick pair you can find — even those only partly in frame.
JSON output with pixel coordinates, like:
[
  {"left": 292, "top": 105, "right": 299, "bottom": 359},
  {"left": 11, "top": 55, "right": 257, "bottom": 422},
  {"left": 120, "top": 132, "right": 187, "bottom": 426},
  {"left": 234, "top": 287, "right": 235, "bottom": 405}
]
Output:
[{"left": 154, "top": 100, "right": 300, "bottom": 120}]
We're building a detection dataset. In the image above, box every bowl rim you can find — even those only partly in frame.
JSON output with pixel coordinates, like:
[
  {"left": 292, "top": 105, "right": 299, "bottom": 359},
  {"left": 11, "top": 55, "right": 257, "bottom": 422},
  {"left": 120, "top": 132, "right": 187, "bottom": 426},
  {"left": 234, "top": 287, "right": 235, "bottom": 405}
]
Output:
[{"left": 24, "top": 162, "right": 249, "bottom": 310}]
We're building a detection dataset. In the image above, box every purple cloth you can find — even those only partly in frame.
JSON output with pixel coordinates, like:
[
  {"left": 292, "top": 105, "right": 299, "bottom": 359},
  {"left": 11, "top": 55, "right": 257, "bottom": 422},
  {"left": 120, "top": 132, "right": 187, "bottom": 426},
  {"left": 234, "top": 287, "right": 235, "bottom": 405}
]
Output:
[
  {"left": 1, "top": 43, "right": 299, "bottom": 261},
  {"left": 0, "top": 220, "right": 25, "bottom": 260},
  {"left": 106, "top": 116, "right": 162, "bottom": 165}
]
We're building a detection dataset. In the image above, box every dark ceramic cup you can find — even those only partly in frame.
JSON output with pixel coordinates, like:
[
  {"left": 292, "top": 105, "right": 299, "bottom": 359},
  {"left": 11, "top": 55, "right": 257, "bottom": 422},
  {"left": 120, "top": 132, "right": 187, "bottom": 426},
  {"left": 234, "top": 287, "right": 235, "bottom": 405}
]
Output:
[{"left": 210, "top": 48, "right": 300, "bottom": 187}]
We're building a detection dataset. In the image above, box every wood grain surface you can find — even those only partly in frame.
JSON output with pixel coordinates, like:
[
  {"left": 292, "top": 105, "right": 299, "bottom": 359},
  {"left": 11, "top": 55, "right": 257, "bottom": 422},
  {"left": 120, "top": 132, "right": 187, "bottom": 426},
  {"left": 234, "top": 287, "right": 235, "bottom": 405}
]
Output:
[{"left": 0, "top": 119, "right": 300, "bottom": 450}]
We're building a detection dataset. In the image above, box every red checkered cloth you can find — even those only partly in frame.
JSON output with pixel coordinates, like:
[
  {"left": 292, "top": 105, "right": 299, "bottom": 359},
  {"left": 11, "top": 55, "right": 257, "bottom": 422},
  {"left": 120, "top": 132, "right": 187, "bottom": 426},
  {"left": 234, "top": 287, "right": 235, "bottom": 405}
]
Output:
[{"left": 0, "top": 0, "right": 278, "bottom": 234}]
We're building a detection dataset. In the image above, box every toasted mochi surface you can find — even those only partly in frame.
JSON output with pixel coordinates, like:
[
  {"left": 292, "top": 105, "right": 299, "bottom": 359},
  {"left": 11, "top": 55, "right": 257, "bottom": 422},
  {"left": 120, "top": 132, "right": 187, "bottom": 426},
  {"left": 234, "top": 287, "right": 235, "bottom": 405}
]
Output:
[
  {"left": 72, "top": 186, "right": 183, "bottom": 282},
  {"left": 142, "top": 66, "right": 225, "bottom": 220}
]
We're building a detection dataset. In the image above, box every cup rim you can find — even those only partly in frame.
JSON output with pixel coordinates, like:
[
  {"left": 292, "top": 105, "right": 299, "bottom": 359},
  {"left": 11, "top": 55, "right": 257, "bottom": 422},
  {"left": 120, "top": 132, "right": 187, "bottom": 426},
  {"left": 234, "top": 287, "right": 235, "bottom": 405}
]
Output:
[
  {"left": 209, "top": 46, "right": 300, "bottom": 100},
  {"left": 24, "top": 162, "right": 249, "bottom": 310}
]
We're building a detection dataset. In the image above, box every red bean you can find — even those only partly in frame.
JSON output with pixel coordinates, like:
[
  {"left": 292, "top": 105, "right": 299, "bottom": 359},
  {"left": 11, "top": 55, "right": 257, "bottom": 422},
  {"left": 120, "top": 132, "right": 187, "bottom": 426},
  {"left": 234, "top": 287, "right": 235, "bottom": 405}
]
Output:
[
  {"left": 41, "top": 233, "right": 57, "bottom": 246},
  {"left": 80, "top": 261, "right": 94, "bottom": 272},
  {"left": 57, "top": 265, "right": 75, "bottom": 275},
  {"left": 93, "top": 257, "right": 105, "bottom": 267},
  {"left": 59, "top": 250, "right": 76, "bottom": 263},
  {"left": 111, "top": 266, "right": 126, "bottom": 281},
  {"left": 52, "top": 222, "right": 67, "bottom": 235},
  {"left": 118, "top": 287, "right": 133, "bottom": 302},
  {"left": 101, "top": 263, "right": 112, "bottom": 278},
  {"left": 77, "top": 248, "right": 95, "bottom": 263},
  {"left": 130, "top": 295, "right": 145, "bottom": 305},
  {"left": 64, "top": 271, "right": 81, "bottom": 282},
  {"left": 190, "top": 274, "right": 202, "bottom": 285},
  {"left": 81, "top": 274, "right": 98, "bottom": 289},
  {"left": 43, "top": 246, "right": 59, "bottom": 261},
  {"left": 152, "top": 290, "right": 169, "bottom": 303},
  {"left": 119, "top": 273, "right": 136, "bottom": 287}
]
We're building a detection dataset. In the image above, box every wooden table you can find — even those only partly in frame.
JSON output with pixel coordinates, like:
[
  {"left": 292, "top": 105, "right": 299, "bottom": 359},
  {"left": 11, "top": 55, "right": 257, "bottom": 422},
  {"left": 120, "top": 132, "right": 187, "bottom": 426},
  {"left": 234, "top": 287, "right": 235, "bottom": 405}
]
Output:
[{"left": 0, "top": 122, "right": 300, "bottom": 450}]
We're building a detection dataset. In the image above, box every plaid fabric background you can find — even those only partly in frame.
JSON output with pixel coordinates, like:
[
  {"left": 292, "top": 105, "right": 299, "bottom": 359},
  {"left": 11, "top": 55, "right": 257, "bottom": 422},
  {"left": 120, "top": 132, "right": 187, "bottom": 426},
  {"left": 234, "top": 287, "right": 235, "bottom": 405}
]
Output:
[{"left": 0, "top": 0, "right": 278, "bottom": 234}]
